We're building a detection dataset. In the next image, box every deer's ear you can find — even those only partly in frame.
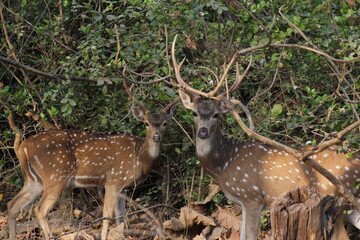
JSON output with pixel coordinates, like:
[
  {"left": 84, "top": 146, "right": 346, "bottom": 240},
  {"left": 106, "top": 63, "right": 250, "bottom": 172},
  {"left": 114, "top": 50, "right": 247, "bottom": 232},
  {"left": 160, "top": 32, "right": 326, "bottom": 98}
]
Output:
[
  {"left": 179, "top": 90, "right": 195, "bottom": 110},
  {"left": 132, "top": 107, "right": 145, "bottom": 121},
  {"left": 219, "top": 101, "right": 228, "bottom": 113}
]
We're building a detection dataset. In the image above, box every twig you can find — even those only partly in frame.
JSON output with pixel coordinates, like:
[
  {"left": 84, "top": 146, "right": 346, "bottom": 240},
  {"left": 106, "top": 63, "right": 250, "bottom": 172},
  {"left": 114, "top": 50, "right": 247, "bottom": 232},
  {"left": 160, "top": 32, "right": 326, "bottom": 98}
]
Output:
[
  {"left": 173, "top": 117, "right": 195, "bottom": 146},
  {"left": 124, "top": 69, "right": 173, "bottom": 85},
  {"left": 114, "top": 24, "right": 121, "bottom": 64},
  {"left": 119, "top": 193, "right": 166, "bottom": 239},
  {"left": 53, "top": 227, "right": 159, "bottom": 239},
  {"left": 0, "top": 55, "right": 98, "bottom": 82},
  {"left": 270, "top": 44, "right": 360, "bottom": 63},
  {"left": 164, "top": 25, "right": 172, "bottom": 75},
  {"left": 249, "top": 49, "right": 282, "bottom": 103},
  {"left": 276, "top": 6, "right": 360, "bottom": 108},
  {"left": 279, "top": 5, "right": 319, "bottom": 50},
  {"left": 198, "top": 66, "right": 220, "bottom": 84},
  {"left": 0, "top": 3, "right": 41, "bottom": 110},
  {"left": 231, "top": 99, "right": 254, "bottom": 130},
  {"left": 51, "top": 203, "right": 176, "bottom": 239}
]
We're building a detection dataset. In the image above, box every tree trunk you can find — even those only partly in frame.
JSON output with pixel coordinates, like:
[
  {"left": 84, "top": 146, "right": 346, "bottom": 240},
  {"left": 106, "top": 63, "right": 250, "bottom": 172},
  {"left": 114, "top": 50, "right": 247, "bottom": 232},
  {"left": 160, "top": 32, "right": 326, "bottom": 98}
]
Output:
[{"left": 270, "top": 186, "right": 347, "bottom": 240}]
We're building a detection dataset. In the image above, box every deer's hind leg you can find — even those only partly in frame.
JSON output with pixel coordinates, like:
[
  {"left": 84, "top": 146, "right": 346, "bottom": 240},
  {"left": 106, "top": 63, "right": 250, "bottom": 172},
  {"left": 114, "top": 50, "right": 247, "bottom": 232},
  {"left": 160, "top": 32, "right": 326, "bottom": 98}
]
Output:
[
  {"left": 34, "top": 182, "right": 66, "bottom": 240},
  {"left": 8, "top": 180, "right": 43, "bottom": 240},
  {"left": 345, "top": 206, "right": 360, "bottom": 229},
  {"left": 115, "top": 189, "right": 126, "bottom": 225}
]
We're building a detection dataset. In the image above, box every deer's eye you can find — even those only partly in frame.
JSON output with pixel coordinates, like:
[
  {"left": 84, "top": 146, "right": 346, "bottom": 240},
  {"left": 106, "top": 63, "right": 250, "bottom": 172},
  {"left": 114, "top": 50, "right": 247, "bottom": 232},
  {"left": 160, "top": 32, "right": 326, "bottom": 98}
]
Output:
[
  {"left": 162, "top": 122, "right": 167, "bottom": 127},
  {"left": 193, "top": 112, "right": 198, "bottom": 117},
  {"left": 145, "top": 122, "right": 150, "bottom": 127},
  {"left": 213, "top": 113, "right": 219, "bottom": 118}
]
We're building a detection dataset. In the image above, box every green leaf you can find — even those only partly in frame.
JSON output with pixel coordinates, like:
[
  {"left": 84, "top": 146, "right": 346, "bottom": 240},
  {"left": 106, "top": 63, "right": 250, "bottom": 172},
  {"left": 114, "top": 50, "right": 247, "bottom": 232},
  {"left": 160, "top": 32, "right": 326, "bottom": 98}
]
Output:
[
  {"left": 97, "top": 78, "right": 105, "bottom": 86},
  {"left": 68, "top": 99, "right": 76, "bottom": 106},
  {"left": 102, "top": 85, "right": 108, "bottom": 94},
  {"left": 47, "top": 106, "right": 58, "bottom": 117},
  {"left": 94, "top": 14, "right": 103, "bottom": 22},
  {"left": 80, "top": 25, "right": 91, "bottom": 34},
  {"left": 61, "top": 104, "right": 69, "bottom": 112},
  {"left": 175, "top": 147, "right": 181, "bottom": 154},
  {"left": 271, "top": 104, "right": 283, "bottom": 117},
  {"left": 106, "top": 15, "right": 116, "bottom": 21}
]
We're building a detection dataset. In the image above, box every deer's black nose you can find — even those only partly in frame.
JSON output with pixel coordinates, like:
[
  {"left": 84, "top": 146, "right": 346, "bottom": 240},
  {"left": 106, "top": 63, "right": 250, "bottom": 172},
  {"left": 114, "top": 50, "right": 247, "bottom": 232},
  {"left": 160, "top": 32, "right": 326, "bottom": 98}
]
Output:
[
  {"left": 198, "top": 128, "right": 209, "bottom": 139},
  {"left": 153, "top": 133, "right": 161, "bottom": 142}
]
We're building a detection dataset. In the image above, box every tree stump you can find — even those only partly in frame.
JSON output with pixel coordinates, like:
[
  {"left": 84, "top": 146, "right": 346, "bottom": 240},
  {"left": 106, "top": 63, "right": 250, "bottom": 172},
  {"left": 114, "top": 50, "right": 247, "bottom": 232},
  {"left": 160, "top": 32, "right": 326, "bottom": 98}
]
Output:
[{"left": 270, "top": 186, "right": 347, "bottom": 240}]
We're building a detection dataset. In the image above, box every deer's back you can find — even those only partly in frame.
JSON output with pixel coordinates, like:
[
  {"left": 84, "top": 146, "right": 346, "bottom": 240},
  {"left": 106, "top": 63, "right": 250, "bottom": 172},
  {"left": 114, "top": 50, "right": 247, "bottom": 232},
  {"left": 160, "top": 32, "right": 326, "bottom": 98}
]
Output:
[
  {"left": 218, "top": 141, "right": 359, "bottom": 207},
  {"left": 19, "top": 129, "right": 143, "bottom": 187}
]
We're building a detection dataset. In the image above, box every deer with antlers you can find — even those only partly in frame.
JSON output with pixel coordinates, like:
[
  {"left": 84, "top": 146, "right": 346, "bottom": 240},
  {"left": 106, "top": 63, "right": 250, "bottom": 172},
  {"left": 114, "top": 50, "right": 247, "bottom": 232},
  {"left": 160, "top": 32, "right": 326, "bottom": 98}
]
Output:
[
  {"left": 7, "top": 79, "right": 178, "bottom": 240},
  {"left": 171, "top": 35, "right": 360, "bottom": 240}
]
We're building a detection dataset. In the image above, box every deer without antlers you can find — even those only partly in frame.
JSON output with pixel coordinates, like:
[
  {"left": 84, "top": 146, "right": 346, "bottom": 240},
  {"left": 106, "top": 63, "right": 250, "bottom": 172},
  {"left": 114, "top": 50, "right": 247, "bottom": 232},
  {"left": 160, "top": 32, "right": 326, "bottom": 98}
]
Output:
[
  {"left": 7, "top": 79, "right": 178, "bottom": 240},
  {"left": 172, "top": 35, "right": 360, "bottom": 240}
]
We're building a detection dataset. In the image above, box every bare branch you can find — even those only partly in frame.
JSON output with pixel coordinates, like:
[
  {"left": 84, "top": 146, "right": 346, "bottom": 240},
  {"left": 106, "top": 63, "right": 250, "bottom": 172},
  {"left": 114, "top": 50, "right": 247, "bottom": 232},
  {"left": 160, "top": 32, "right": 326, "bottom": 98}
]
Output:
[
  {"left": 121, "top": 68, "right": 148, "bottom": 113},
  {"left": 198, "top": 66, "right": 220, "bottom": 84},
  {"left": 0, "top": 55, "right": 98, "bottom": 82},
  {"left": 114, "top": 24, "right": 121, "bottom": 64},
  {"left": 231, "top": 99, "right": 254, "bottom": 130},
  {"left": 125, "top": 69, "right": 173, "bottom": 85},
  {"left": 270, "top": 44, "right": 360, "bottom": 63},
  {"left": 279, "top": 5, "right": 320, "bottom": 51}
]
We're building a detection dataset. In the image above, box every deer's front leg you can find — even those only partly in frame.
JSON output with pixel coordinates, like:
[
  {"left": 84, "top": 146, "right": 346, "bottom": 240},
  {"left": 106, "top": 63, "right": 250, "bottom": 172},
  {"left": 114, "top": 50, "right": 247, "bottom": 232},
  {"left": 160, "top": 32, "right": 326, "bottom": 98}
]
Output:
[
  {"left": 240, "top": 201, "right": 263, "bottom": 240},
  {"left": 102, "top": 185, "right": 118, "bottom": 240}
]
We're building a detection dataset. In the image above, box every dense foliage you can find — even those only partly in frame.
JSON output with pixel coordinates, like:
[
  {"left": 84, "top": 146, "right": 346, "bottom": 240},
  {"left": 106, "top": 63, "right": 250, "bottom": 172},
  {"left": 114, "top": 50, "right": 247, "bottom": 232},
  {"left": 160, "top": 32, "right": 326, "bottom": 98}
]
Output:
[{"left": 1, "top": 0, "right": 359, "bottom": 220}]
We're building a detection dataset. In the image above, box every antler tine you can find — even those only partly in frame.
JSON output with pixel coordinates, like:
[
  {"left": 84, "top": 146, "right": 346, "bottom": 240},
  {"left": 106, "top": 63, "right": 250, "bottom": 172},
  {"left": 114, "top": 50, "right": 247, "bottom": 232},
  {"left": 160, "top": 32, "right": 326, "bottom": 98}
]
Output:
[
  {"left": 220, "top": 55, "right": 253, "bottom": 97},
  {"left": 171, "top": 35, "right": 188, "bottom": 88},
  {"left": 172, "top": 35, "right": 208, "bottom": 99},
  {"left": 121, "top": 68, "right": 148, "bottom": 113},
  {"left": 162, "top": 97, "right": 180, "bottom": 113}
]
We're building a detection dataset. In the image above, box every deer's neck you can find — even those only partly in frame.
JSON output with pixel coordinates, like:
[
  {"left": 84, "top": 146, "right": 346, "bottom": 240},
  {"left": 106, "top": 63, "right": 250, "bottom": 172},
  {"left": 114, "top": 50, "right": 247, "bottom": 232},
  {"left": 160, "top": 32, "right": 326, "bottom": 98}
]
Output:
[
  {"left": 136, "top": 137, "right": 161, "bottom": 170},
  {"left": 196, "top": 125, "right": 236, "bottom": 178}
]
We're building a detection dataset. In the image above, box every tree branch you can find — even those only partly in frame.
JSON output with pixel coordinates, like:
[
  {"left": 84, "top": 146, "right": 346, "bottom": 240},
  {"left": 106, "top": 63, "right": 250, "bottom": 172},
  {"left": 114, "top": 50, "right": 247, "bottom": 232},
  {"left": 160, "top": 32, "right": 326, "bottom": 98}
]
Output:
[{"left": 0, "top": 55, "right": 98, "bottom": 82}]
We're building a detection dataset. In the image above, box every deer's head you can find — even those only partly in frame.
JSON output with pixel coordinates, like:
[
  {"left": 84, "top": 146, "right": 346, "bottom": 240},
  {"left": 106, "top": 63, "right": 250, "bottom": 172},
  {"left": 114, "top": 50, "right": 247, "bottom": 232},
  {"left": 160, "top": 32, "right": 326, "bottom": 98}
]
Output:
[
  {"left": 171, "top": 35, "right": 250, "bottom": 140},
  {"left": 179, "top": 91, "right": 227, "bottom": 140},
  {"left": 123, "top": 76, "right": 179, "bottom": 144},
  {"left": 132, "top": 106, "right": 175, "bottom": 143}
]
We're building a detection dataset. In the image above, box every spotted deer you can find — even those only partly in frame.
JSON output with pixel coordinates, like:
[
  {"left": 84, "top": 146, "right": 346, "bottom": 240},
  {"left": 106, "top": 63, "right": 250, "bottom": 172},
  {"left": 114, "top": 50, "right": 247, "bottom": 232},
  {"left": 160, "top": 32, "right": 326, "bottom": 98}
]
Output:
[
  {"left": 172, "top": 35, "right": 360, "bottom": 240},
  {"left": 7, "top": 80, "right": 179, "bottom": 240}
]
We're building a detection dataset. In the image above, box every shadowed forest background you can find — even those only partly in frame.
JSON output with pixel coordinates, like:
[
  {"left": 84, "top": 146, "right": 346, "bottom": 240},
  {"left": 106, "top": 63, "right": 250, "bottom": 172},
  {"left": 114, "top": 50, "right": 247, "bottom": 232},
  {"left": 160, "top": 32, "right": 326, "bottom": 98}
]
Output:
[{"left": 0, "top": 0, "right": 359, "bottom": 239}]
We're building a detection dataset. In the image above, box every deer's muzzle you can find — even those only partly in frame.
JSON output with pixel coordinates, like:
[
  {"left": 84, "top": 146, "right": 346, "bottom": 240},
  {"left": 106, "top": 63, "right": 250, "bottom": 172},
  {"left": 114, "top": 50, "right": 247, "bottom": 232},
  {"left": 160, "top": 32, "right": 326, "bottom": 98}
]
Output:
[
  {"left": 152, "top": 133, "right": 161, "bottom": 142},
  {"left": 197, "top": 128, "right": 209, "bottom": 139}
]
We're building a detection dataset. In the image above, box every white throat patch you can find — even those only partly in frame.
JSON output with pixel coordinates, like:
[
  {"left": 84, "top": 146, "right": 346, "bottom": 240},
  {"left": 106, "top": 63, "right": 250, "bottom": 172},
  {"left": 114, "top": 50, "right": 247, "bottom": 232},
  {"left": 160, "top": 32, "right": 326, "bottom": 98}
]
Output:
[
  {"left": 196, "top": 137, "right": 212, "bottom": 157},
  {"left": 148, "top": 141, "right": 160, "bottom": 159}
]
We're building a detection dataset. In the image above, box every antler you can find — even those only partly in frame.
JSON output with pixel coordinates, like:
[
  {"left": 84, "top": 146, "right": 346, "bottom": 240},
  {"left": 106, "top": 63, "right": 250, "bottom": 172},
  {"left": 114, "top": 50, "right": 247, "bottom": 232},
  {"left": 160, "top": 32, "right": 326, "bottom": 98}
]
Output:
[
  {"left": 121, "top": 68, "right": 148, "bottom": 112},
  {"left": 217, "top": 56, "right": 252, "bottom": 98},
  {"left": 171, "top": 34, "right": 251, "bottom": 99},
  {"left": 172, "top": 35, "right": 211, "bottom": 98},
  {"left": 162, "top": 97, "right": 180, "bottom": 113},
  {"left": 171, "top": 35, "right": 189, "bottom": 90}
]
